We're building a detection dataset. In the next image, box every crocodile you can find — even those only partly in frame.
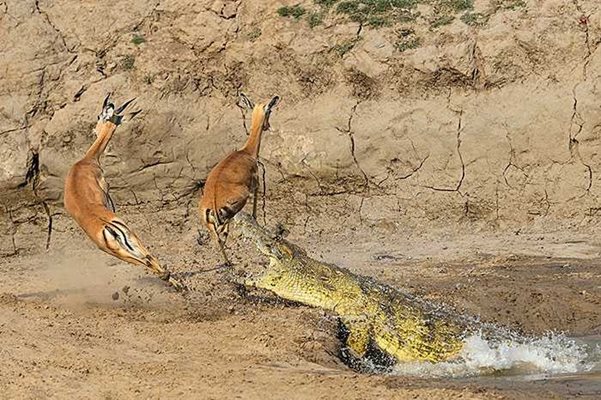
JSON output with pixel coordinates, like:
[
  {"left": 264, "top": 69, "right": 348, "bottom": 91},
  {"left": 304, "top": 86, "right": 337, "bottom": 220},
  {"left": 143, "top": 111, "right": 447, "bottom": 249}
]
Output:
[{"left": 232, "top": 212, "right": 468, "bottom": 369}]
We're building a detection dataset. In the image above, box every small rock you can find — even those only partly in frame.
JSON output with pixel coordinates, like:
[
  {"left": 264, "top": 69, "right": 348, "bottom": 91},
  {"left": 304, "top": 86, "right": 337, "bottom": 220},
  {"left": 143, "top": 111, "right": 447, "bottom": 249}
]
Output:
[
  {"left": 210, "top": 1, "right": 224, "bottom": 13},
  {"left": 222, "top": 2, "right": 237, "bottom": 19},
  {"left": 111, "top": 292, "right": 119, "bottom": 301}
]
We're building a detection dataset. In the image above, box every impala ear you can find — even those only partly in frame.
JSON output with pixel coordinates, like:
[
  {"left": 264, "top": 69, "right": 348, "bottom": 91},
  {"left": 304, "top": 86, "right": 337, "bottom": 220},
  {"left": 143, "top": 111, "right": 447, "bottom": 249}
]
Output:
[
  {"left": 238, "top": 92, "right": 255, "bottom": 110},
  {"left": 102, "top": 93, "right": 111, "bottom": 110},
  {"left": 114, "top": 109, "right": 142, "bottom": 125},
  {"left": 98, "top": 98, "right": 139, "bottom": 125},
  {"left": 265, "top": 96, "right": 280, "bottom": 114},
  {"left": 262, "top": 96, "right": 280, "bottom": 131}
]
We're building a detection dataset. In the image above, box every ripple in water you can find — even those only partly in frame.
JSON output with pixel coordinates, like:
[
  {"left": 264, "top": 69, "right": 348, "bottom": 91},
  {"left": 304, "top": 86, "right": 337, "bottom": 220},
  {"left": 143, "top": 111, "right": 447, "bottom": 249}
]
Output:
[{"left": 392, "top": 332, "right": 601, "bottom": 379}]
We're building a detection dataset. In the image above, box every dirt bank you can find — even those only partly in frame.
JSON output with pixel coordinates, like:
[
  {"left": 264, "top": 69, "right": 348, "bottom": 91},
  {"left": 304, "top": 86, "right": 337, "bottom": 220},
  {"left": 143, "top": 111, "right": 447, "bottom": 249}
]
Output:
[{"left": 3, "top": 0, "right": 601, "bottom": 249}]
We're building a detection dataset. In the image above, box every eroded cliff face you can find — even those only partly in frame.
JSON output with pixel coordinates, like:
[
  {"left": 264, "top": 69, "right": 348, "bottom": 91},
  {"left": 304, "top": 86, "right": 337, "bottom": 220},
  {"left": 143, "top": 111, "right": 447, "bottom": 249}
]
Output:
[{"left": 2, "top": 0, "right": 601, "bottom": 256}]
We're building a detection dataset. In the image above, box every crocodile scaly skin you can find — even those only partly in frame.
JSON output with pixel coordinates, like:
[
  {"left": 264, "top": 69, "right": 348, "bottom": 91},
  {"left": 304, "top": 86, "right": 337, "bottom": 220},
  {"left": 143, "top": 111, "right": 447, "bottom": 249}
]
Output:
[{"left": 233, "top": 213, "right": 464, "bottom": 364}]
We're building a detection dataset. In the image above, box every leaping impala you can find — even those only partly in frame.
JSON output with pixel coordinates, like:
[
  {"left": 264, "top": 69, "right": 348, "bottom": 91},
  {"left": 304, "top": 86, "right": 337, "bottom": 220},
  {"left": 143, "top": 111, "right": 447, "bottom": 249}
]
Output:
[
  {"left": 64, "top": 94, "right": 184, "bottom": 291},
  {"left": 199, "top": 93, "right": 280, "bottom": 265}
]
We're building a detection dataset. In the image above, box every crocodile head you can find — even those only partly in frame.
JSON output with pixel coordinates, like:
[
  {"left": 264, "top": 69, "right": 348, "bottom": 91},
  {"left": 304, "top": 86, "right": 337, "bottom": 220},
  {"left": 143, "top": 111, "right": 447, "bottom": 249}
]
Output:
[{"left": 232, "top": 212, "right": 302, "bottom": 262}]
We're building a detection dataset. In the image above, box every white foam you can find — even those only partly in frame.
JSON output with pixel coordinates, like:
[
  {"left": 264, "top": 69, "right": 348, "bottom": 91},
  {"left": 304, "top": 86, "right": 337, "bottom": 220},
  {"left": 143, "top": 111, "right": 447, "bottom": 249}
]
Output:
[{"left": 392, "top": 331, "right": 598, "bottom": 379}]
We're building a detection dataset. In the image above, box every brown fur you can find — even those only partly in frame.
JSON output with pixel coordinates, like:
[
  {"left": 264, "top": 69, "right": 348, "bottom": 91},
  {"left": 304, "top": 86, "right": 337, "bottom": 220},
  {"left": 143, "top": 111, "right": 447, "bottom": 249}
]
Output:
[
  {"left": 199, "top": 100, "right": 274, "bottom": 264},
  {"left": 64, "top": 111, "right": 184, "bottom": 290}
]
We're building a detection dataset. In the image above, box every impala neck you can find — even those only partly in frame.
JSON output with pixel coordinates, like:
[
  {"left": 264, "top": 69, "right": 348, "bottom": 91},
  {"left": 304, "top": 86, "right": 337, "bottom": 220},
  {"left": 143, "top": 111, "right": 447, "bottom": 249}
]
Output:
[
  {"left": 84, "top": 122, "right": 118, "bottom": 162},
  {"left": 240, "top": 107, "right": 266, "bottom": 158}
]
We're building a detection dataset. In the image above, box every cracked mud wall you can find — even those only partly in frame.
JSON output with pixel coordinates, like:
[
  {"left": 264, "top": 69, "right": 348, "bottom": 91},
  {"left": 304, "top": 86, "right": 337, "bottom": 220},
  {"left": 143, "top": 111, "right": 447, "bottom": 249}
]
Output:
[{"left": 2, "top": 0, "right": 601, "bottom": 255}]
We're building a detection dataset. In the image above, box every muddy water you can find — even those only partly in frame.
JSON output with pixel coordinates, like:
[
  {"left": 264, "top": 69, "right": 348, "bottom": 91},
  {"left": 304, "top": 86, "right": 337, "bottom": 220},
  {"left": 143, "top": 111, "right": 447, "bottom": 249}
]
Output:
[
  {"left": 455, "top": 368, "right": 601, "bottom": 398},
  {"left": 491, "top": 336, "right": 601, "bottom": 397}
]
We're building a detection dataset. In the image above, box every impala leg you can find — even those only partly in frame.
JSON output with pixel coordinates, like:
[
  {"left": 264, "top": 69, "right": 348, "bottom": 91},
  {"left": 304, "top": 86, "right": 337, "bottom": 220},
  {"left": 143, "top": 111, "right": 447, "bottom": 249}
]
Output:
[
  {"left": 217, "top": 238, "right": 231, "bottom": 266},
  {"left": 147, "top": 260, "right": 186, "bottom": 291},
  {"left": 131, "top": 255, "right": 184, "bottom": 291},
  {"left": 144, "top": 256, "right": 186, "bottom": 291},
  {"left": 209, "top": 223, "right": 231, "bottom": 266},
  {"left": 222, "top": 222, "right": 230, "bottom": 245},
  {"left": 220, "top": 224, "right": 234, "bottom": 266},
  {"left": 252, "top": 175, "right": 259, "bottom": 219}
]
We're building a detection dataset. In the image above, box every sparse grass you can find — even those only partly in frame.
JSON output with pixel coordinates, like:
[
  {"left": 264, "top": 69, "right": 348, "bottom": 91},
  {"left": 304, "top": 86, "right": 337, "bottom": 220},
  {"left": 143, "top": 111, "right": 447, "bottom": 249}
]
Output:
[
  {"left": 332, "top": 37, "right": 361, "bottom": 57},
  {"left": 131, "top": 34, "right": 145, "bottom": 45},
  {"left": 432, "top": 0, "right": 473, "bottom": 14},
  {"left": 430, "top": 14, "right": 454, "bottom": 28},
  {"left": 248, "top": 27, "right": 262, "bottom": 41},
  {"left": 143, "top": 74, "right": 154, "bottom": 85},
  {"left": 397, "top": 37, "right": 421, "bottom": 52},
  {"left": 460, "top": 11, "right": 488, "bottom": 26},
  {"left": 398, "top": 10, "right": 419, "bottom": 23},
  {"left": 314, "top": 0, "right": 338, "bottom": 7},
  {"left": 336, "top": 1, "right": 359, "bottom": 16},
  {"left": 450, "top": 0, "right": 473, "bottom": 11},
  {"left": 366, "top": 15, "right": 389, "bottom": 28},
  {"left": 396, "top": 28, "right": 421, "bottom": 52},
  {"left": 278, "top": 4, "right": 307, "bottom": 19},
  {"left": 335, "top": 0, "right": 419, "bottom": 25},
  {"left": 121, "top": 55, "right": 135, "bottom": 70},
  {"left": 308, "top": 11, "right": 324, "bottom": 28},
  {"left": 494, "top": 0, "right": 526, "bottom": 10},
  {"left": 277, "top": 0, "right": 485, "bottom": 32}
]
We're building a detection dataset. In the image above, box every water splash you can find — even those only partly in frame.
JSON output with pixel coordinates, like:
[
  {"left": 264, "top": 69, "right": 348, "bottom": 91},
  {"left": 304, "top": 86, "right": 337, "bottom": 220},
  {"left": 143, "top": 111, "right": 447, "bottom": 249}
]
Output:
[{"left": 392, "top": 331, "right": 600, "bottom": 379}]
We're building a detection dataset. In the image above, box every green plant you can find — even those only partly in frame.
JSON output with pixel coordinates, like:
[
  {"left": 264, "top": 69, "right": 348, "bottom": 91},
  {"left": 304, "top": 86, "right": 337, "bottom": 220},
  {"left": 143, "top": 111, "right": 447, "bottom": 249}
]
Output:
[
  {"left": 332, "top": 37, "right": 360, "bottom": 57},
  {"left": 314, "top": 0, "right": 338, "bottom": 6},
  {"left": 248, "top": 27, "right": 262, "bottom": 41},
  {"left": 367, "top": 15, "right": 388, "bottom": 27},
  {"left": 335, "top": 0, "right": 418, "bottom": 27},
  {"left": 397, "top": 37, "right": 421, "bottom": 52},
  {"left": 304, "top": 0, "right": 481, "bottom": 32},
  {"left": 336, "top": 1, "right": 360, "bottom": 18},
  {"left": 277, "top": 4, "right": 307, "bottom": 19},
  {"left": 396, "top": 29, "right": 421, "bottom": 52},
  {"left": 448, "top": 0, "right": 473, "bottom": 11},
  {"left": 398, "top": 9, "right": 418, "bottom": 23},
  {"left": 308, "top": 11, "right": 324, "bottom": 27},
  {"left": 430, "top": 14, "right": 454, "bottom": 28},
  {"left": 460, "top": 11, "right": 489, "bottom": 26},
  {"left": 497, "top": 0, "right": 526, "bottom": 10},
  {"left": 121, "top": 55, "right": 135, "bottom": 70},
  {"left": 131, "top": 34, "right": 145, "bottom": 45}
]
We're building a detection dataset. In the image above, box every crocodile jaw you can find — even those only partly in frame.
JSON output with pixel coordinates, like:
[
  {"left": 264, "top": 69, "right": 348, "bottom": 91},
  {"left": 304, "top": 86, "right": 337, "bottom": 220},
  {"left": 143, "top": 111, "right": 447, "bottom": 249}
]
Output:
[{"left": 232, "top": 212, "right": 286, "bottom": 259}]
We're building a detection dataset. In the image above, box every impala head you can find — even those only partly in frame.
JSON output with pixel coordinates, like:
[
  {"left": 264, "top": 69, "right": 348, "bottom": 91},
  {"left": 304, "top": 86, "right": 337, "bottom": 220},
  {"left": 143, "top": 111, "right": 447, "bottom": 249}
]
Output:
[
  {"left": 95, "top": 94, "right": 136, "bottom": 132},
  {"left": 238, "top": 93, "right": 280, "bottom": 131}
]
